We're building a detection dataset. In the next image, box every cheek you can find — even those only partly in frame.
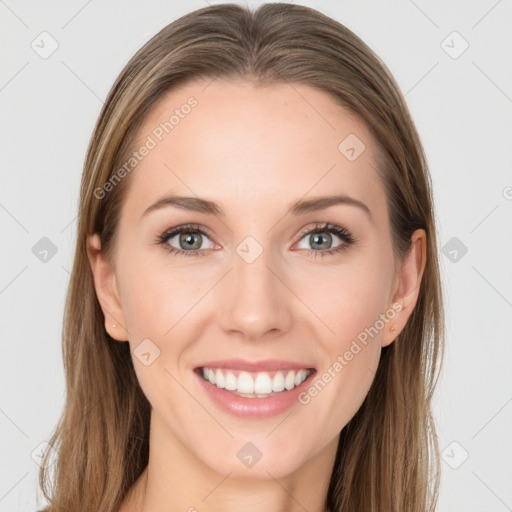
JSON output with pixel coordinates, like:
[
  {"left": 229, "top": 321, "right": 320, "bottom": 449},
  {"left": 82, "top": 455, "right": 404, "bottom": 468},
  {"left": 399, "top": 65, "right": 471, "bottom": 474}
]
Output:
[
  {"left": 297, "top": 274, "right": 386, "bottom": 435},
  {"left": 290, "top": 251, "right": 392, "bottom": 414},
  {"left": 298, "top": 253, "right": 393, "bottom": 430},
  {"left": 293, "top": 253, "right": 393, "bottom": 346},
  {"left": 117, "top": 248, "right": 208, "bottom": 340},
  {"left": 116, "top": 252, "right": 213, "bottom": 401},
  {"left": 119, "top": 265, "right": 196, "bottom": 411}
]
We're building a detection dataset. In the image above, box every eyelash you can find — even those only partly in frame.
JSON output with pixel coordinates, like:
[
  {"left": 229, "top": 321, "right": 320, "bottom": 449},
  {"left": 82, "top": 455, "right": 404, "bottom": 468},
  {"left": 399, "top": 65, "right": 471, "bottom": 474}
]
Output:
[{"left": 155, "top": 222, "right": 357, "bottom": 258}]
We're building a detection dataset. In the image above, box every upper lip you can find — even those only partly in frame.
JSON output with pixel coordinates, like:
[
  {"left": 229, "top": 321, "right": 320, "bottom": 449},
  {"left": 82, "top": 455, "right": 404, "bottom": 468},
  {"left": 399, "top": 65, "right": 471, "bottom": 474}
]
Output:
[{"left": 195, "top": 359, "right": 316, "bottom": 372}]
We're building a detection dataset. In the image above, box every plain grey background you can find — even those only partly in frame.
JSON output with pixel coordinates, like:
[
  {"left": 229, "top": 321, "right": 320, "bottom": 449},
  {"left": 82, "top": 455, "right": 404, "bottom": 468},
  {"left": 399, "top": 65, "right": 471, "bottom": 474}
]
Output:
[{"left": 1, "top": 1, "right": 511, "bottom": 510}]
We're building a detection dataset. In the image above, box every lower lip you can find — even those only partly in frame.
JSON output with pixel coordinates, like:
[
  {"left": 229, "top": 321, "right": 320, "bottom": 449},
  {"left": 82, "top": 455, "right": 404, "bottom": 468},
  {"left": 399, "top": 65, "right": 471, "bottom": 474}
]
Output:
[{"left": 194, "top": 369, "right": 316, "bottom": 419}]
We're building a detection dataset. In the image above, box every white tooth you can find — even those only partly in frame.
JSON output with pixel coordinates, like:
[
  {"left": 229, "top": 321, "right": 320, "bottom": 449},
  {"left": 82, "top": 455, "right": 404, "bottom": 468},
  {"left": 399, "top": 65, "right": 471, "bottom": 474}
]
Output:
[
  {"left": 285, "top": 370, "right": 296, "bottom": 390},
  {"left": 254, "top": 373, "right": 273, "bottom": 394},
  {"left": 295, "top": 369, "right": 308, "bottom": 386},
  {"left": 237, "top": 372, "right": 255, "bottom": 393},
  {"left": 205, "top": 368, "right": 310, "bottom": 396},
  {"left": 224, "top": 372, "right": 237, "bottom": 391},
  {"left": 215, "top": 369, "right": 225, "bottom": 389},
  {"left": 272, "top": 372, "right": 285, "bottom": 392}
]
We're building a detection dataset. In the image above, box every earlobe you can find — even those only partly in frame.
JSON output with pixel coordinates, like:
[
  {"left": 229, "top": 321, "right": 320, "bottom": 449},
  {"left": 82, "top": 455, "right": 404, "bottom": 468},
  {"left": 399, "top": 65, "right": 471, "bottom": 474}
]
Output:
[
  {"left": 86, "top": 233, "right": 129, "bottom": 342},
  {"left": 381, "top": 229, "right": 427, "bottom": 348}
]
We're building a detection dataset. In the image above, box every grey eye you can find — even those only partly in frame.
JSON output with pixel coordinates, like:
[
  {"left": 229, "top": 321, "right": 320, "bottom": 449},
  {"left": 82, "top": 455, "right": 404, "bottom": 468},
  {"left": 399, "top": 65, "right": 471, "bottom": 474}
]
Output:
[
  {"left": 167, "top": 231, "right": 214, "bottom": 251},
  {"left": 297, "top": 231, "right": 342, "bottom": 251}
]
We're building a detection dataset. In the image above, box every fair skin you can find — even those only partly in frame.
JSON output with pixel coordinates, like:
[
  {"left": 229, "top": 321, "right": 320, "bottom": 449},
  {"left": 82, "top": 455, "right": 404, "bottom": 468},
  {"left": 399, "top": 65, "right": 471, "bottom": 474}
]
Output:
[{"left": 87, "top": 79, "right": 426, "bottom": 512}]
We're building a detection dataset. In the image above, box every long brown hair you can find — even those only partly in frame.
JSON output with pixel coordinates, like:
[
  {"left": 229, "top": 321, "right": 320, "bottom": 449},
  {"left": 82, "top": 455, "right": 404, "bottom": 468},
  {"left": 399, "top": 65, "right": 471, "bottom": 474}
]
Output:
[{"left": 38, "top": 3, "right": 445, "bottom": 511}]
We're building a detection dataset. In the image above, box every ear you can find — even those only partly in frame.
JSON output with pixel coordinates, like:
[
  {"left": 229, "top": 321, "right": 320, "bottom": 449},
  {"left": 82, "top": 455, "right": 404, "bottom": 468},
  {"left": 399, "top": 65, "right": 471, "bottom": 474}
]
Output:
[
  {"left": 381, "top": 228, "right": 427, "bottom": 347},
  {"left": 86, "top": 233, "right": 129, "bottom": 342}
]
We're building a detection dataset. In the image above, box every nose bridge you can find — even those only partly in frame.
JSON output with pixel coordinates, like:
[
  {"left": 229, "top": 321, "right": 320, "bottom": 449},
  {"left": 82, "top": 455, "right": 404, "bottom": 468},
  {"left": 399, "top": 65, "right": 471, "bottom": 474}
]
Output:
[{"left": 218, "top": 238, "right": 291, "bottom": 339}]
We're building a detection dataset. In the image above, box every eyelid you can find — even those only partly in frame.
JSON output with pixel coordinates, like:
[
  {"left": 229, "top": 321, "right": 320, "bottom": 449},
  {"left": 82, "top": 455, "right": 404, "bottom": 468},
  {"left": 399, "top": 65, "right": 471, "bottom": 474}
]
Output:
[
  {"left": 158, "top": 223, "right": 215, "bottom": 241},
  {"left": 292, "top": 222, "right": 355, "bottom": 246}
]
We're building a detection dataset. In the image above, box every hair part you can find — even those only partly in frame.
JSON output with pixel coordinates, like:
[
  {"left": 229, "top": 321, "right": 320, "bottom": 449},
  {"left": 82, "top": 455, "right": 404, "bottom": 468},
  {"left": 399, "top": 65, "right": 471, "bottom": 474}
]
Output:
[{"left": 39, "top": 3, "right": 444, "bottom": 511}]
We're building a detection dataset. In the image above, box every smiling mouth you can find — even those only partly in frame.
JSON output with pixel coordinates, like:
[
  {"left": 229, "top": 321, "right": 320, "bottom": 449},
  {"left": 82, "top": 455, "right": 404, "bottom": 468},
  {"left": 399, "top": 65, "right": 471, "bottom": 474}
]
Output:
[{"left": 195, "top": 366, "right": 316, "bottom": 398}]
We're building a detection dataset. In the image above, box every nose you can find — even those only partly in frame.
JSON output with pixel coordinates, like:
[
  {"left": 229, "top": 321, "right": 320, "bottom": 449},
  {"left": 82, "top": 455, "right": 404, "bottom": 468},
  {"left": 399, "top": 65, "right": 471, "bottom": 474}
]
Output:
[{"left": 217, "top": 246, "right": 293, "bottom": 341}]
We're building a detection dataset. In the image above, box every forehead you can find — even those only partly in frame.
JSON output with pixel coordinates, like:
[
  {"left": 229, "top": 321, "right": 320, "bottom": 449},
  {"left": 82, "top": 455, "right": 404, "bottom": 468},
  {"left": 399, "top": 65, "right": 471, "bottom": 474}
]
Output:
[{"left": 121, "top": 78, "right": 386, "bottom": 222}]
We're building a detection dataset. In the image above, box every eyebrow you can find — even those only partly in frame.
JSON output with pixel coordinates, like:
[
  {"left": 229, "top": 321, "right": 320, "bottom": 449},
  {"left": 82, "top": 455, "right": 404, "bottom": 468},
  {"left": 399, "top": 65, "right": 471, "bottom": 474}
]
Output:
[{"left": 140, "top": 194, "right": 372, "bottom": 221}]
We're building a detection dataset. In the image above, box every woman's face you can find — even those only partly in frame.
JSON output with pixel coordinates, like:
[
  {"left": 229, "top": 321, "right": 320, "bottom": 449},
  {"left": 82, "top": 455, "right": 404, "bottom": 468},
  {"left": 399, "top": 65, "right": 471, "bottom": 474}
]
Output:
[{"left": 88, "top": 78, "right": 422, "bottom": 480}]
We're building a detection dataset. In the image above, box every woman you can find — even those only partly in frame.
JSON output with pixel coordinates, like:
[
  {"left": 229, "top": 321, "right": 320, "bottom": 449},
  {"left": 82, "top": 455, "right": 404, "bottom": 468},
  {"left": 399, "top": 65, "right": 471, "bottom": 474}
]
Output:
[{"left": 38, "top": 3, "right": 445, "bottom": 511}]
